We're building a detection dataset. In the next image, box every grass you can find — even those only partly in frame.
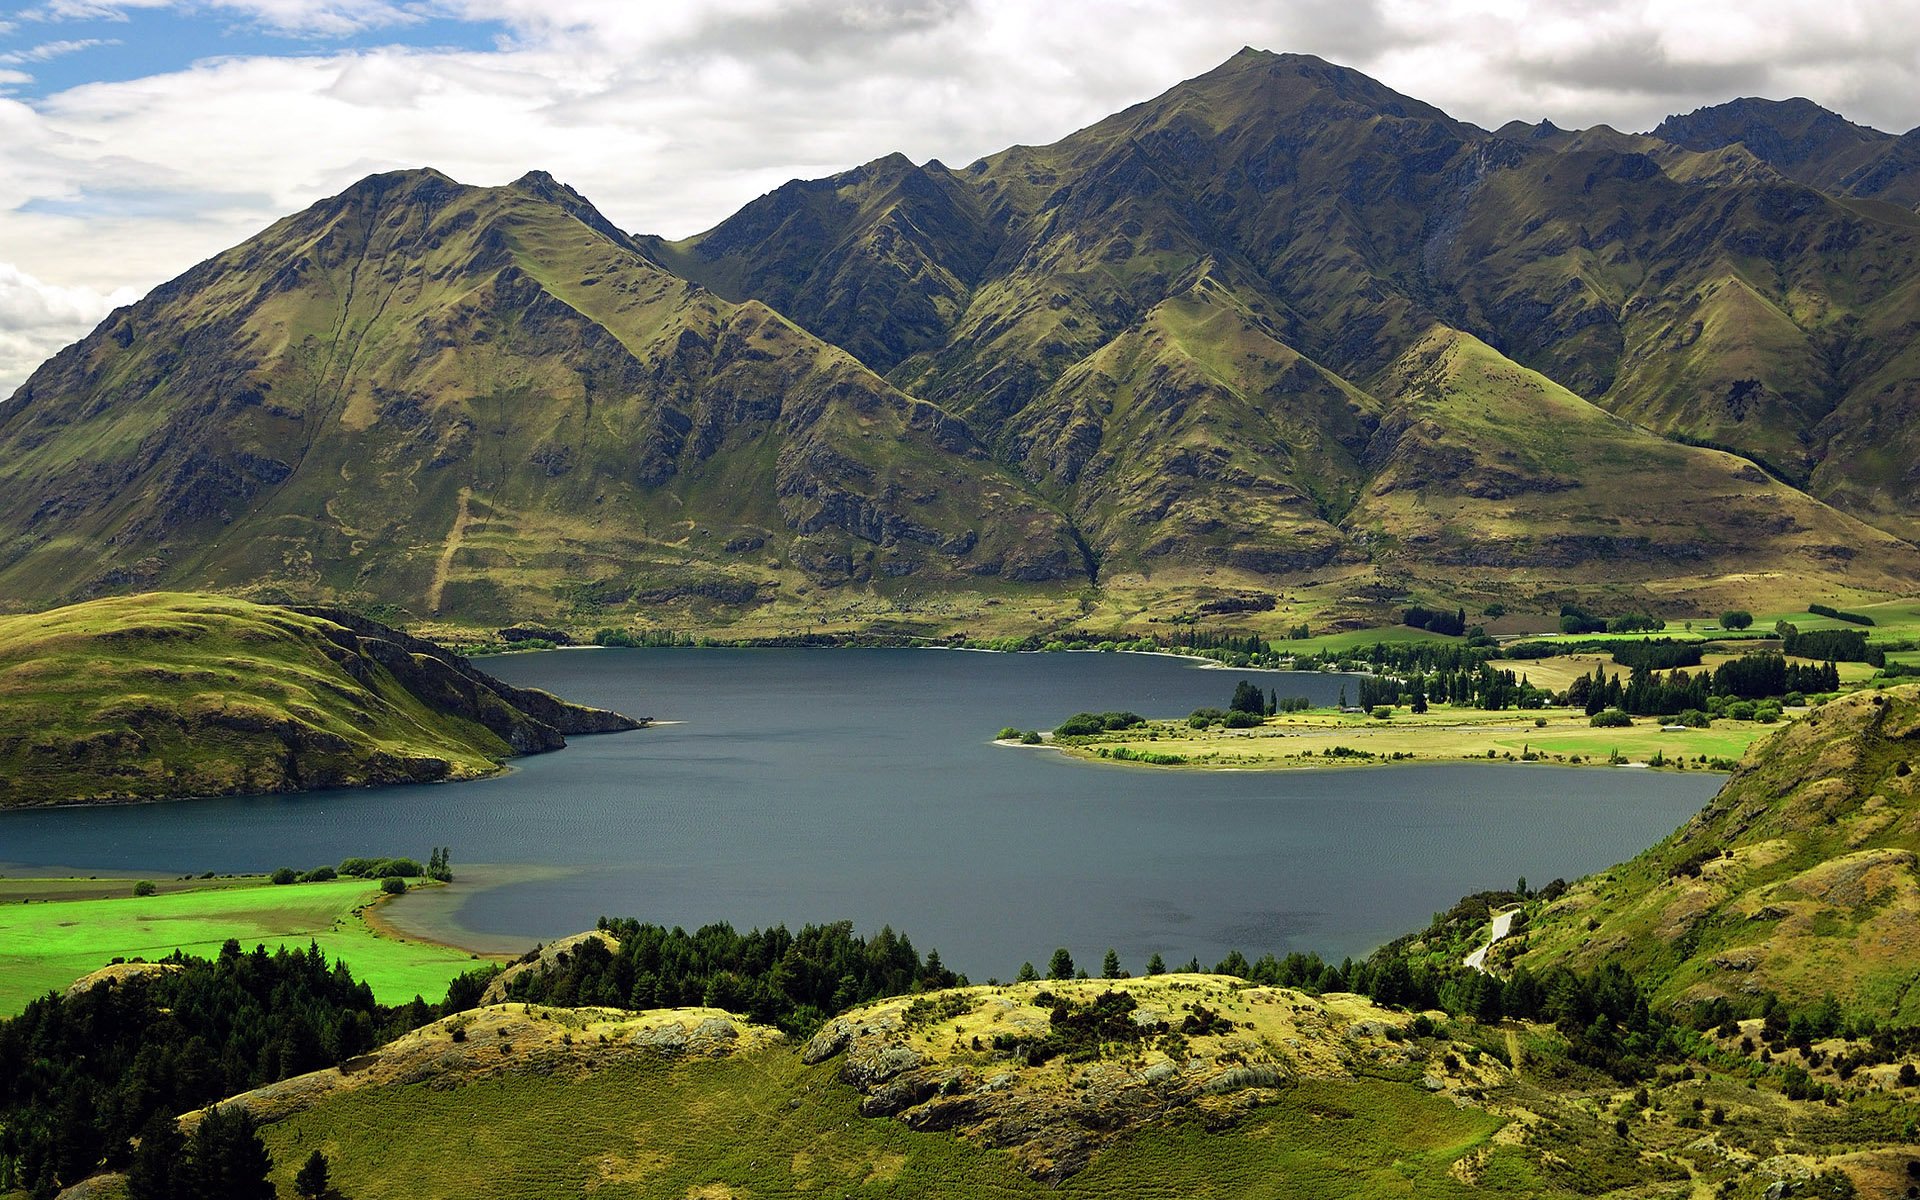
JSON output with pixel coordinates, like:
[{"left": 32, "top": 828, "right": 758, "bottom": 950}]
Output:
[
  {"left": 0, "top": 875, "right": 493, "bottom": 1014},
  {"left": 1511, "top": 685, "right": 1920, "bottom": 1015},
  {"left": 1055, "top": 705, "right": 1774, "bottom": 772},
  {"left": 0, "top": 592, "right": 523, "bottom": 807},
  {"left": 259, "top": 1045, "right": 1524, "bottom": 1199}
]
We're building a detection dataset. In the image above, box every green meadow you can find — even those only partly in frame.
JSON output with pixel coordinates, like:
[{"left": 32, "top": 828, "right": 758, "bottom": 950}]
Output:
[
  {"left": 0, "top": 875, "right": 493, "bottom": 1014},
  {"left": 262, "top": 1053, "right": 1526, "bottom": 1200}
]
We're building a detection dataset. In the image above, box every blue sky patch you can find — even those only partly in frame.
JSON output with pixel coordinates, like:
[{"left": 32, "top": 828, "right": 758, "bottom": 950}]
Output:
[{"left": 0, "top": 4, "right": 510, "bottom": 98}]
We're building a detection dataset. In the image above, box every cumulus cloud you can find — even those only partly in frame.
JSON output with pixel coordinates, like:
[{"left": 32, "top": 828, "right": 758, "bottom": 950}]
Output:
[
  {"left": 0, "top": 261, "right": 139, "bottom": 391},
  {"left": 2, "top": 0, "right": 1919, "bottom": 394}
]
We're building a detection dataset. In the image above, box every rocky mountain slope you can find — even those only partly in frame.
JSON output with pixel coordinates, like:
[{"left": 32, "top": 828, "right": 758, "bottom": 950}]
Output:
[
  {"left": 0, "top": 592, "right": 640, "bottom": 806},
  {"left": 6, "top": 50, "right": 1920, "bottom": 628}
]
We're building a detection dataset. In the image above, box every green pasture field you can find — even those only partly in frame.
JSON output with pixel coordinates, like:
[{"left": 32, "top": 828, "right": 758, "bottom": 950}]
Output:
[{"left": 0, "top": 875, "right": 492, "bottom": 1014}]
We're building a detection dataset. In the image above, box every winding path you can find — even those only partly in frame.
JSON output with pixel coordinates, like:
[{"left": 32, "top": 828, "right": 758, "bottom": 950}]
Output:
[
  {"left": 1463, "top": 908, "right": 1518, "bottom": 974},
  {"left": 426, "top": 486, "right": 472, "bottom": 616}
]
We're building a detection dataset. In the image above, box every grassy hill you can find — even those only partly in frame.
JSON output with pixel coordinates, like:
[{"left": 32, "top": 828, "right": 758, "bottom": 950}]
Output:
[
  {"left": 213, "top": 979, "right": 1546, "bottom": 1198},
  {"left": 0, "top": 592, "right": 637, "bottom": 807},
  {"left": 1507, "top": 685, "right": 1920, "bottom": 1019}
]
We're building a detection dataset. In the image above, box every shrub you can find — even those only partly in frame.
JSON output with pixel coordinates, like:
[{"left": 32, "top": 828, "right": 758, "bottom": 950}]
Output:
[
  {"left": 1590, "top": 709, "right": 1633, "bottom": 728},
  {"left": 300, "top": 866, "right": 337, "bottom": 882},
  {"left": 339, "top": 856, "right": 423, "bottom": 879},
  {"left": 132, "top": 881, "right": 157, "bottom": 897},
  {"left": 1054, "top": 711, "right": 1146, "bottom": 737},
  {"left": 1223, "top": 710, "right": 1262, "bottom": 728},
  {"left": 998, "top": 727, "right": 1021, "bottom": 740},
  {"left": 270, "top": 867, "right": 297, "bottom": 885},
  {"left": 1719, "top": 610, "right": 1753, "bottom": 630},
  {"left": 1019, "top": 730, "right": 1042, "bottom": 745},
  {"left": 1370, "top": 705, "right": 1391, "bottom": 720},
  {"left": 380, "top": 877, "right": 407, "bottom": 895}
]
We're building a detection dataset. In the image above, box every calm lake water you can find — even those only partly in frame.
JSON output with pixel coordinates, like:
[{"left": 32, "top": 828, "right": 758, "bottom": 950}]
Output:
[{"left": 0, "top": 649, "right": 1717, "bottom": 977}]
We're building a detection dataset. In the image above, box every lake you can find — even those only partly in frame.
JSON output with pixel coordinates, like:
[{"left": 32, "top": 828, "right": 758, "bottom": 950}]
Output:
[{"left": 0, "top": 649, "right": 1718, "bottom": 978}]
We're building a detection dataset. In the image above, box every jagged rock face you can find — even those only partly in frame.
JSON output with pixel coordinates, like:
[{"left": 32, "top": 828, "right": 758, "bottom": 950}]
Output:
[{"left": 0, "top": 169, "right": 1085, "bottom": 619}]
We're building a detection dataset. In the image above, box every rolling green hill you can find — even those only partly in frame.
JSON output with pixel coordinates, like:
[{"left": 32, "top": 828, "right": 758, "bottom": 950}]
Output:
[
  {"left": 1508, "top": 685, "right": 1920, "bottom": 1019},
  {"left": 6, "top": 50, "right": 1920, "bottom": 631},
  {"left": 0, "top": 592, "right": 637, "bottom": 806}
]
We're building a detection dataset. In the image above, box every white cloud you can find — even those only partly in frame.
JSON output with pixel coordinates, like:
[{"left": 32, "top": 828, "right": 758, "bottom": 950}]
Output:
[
  {"left": 1, "top": 0, "right": 1919, "bottom": 395},
  {"left": 0, "top": 261, "right": 139, "bottom": 390},
  {"left": 0, "top": 38, "right": 121, "bottom": 65}
]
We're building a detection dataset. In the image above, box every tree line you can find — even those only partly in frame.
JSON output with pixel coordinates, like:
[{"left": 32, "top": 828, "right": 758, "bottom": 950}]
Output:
[
  {"left": 0, "top": 940, "right": 467, "bottom": 1197},
  {"left": 503, "top": 919, "right": 960, "bottom": 1035}
]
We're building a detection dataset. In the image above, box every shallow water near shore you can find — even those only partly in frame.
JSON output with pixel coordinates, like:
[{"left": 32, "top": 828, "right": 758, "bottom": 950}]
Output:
[{"left": 0, "top": 648, "right": 1717, "bottom": 977}]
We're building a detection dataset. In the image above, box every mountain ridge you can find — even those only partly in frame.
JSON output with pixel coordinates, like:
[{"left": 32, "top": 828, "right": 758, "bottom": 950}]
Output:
[{"left": 5, "top": 49, "right": 1920, "bottom": 628}]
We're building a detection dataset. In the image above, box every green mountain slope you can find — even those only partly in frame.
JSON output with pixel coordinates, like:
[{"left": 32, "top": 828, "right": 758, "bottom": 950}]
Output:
[
  {"left": 1652, "top": 97, "right": 1920, "bottom": 211},
  {"left": 669, "top": 49, "right": 1920, "bottom": 584},
  {"left": 7, "top": 51, "right": 1920, "bottom": 627},
  {"left": 0, "top": 592, "right": 638, "bottom": 807},
  {"left": 0, "top": 170, "right": 1085, "bottom": 622},
  {"left": 1511, "top": 685, "right": 1920, "bottom": 1018}
]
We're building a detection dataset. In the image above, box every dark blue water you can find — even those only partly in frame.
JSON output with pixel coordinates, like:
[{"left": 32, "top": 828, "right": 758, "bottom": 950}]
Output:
[{"left": 0, "top": 649, "right": 1717, "bottom": 977}]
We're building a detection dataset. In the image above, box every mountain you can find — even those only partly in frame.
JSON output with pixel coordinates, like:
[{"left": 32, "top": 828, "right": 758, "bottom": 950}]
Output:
[
  {"left": 662, "top": 49, "right": 1920, "bottom": 596},
  {"left": 1652, "top": 97, "right": 1920, "bottom": 210},
  {"left": 6, "top": 50, "right": 1920, "bottom": 630},
  {"left": 1510, "top": 685, "right": 1920, "bottom": 1018},
  {"left": 0, "top": 169, "right": 1082, "bottom": 624},
  {"left": 0, "top": 592, "right": 639, "bottom": 806}
]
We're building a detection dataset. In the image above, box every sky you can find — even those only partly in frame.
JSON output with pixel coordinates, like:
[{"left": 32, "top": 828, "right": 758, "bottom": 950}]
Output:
[{"left": 3, "top": 0, "right": 1919, "bottom": 395}]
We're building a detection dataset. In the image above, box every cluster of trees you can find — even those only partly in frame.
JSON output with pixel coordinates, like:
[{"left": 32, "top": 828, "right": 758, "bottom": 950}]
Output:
[
  {"left": 336, "top": 856, "right": 423, "bottom": 880},
  {"left": 1781, "top": 625, "right": 1879, "bottom": 665},
  {"left": 592, "top": 627, "right": 697, "bottom": 647},
  {"left": 1053, "top": 711, "right": 1145, "bottom": 737},
  {"left": 1559, "top": 606, "right": 1663, "bottom": 635},
  {"left": 1808, "top": 603, "right": 1875, "bottom": 627},
  {"left": 123, "top": 1105, "right": 277, "bottom": 1200},
  {"left": 1567, "top": 654, "right": 1840, "bottom": 718},
  {"left": 1402, "top": 606, "right": 1467, "bottom": 636},
  {"left": 1225, "top": 681, "right": 1310, "bottom": 717},
  {"left": 504, "top": 920, "right": 960, "bottom": 1034},
  {"left": 0, "top": 940, "right": 457, "bottom": 1196}
]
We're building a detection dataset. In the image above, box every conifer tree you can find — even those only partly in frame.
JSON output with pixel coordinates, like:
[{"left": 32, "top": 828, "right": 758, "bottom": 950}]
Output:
[{"left": 294, "top": 1149, "right": 330, "bottom": 1200}]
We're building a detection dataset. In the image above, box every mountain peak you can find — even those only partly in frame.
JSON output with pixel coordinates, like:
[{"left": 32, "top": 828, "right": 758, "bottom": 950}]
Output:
[
  {"left": 1652, "top": 96, "right": 1889, "bottom": 157},
  {"left": 330, "top": 167, "right": 462, "bottom": 206}
]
